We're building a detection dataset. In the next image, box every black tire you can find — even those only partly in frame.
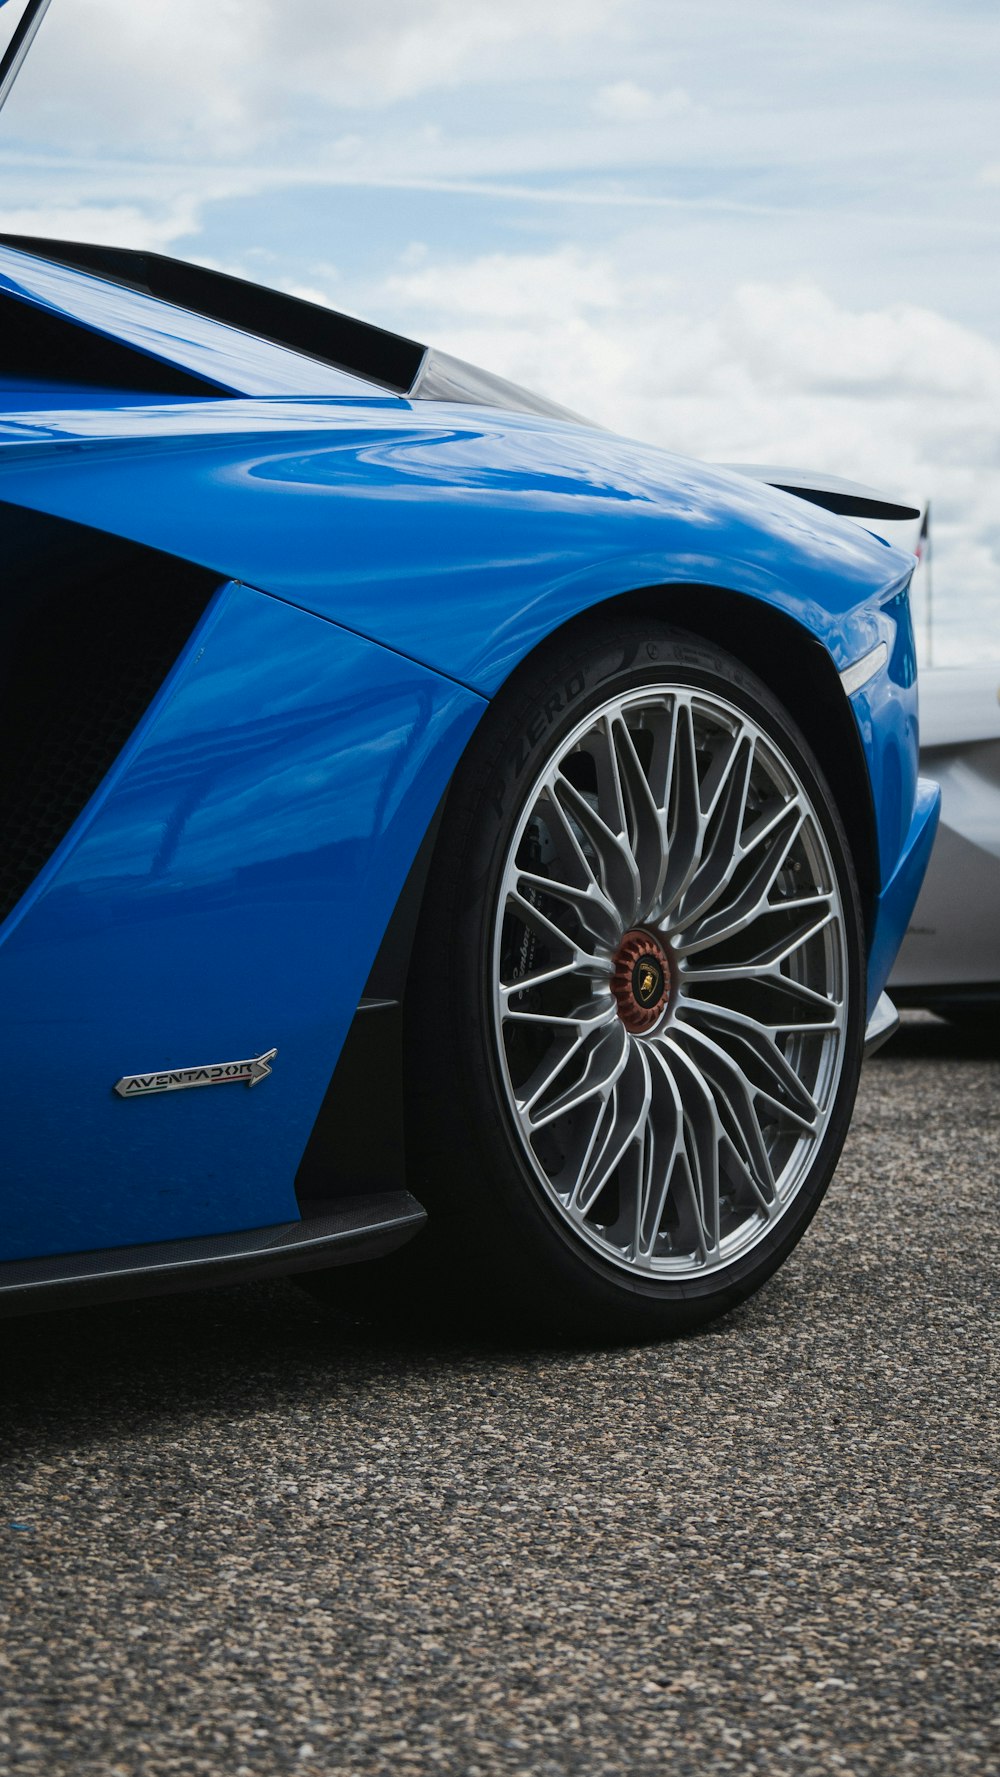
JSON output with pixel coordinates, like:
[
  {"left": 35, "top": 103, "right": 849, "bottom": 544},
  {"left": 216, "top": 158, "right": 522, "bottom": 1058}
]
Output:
[{"left": 322, "top": 617, "right": 866, "bottom": 1342}]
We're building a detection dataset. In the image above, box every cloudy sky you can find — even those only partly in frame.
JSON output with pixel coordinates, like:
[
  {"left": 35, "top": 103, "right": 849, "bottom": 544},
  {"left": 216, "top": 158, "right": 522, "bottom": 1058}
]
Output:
[{"left": 3, "top": 0, "right": 999, "bottom": 661}]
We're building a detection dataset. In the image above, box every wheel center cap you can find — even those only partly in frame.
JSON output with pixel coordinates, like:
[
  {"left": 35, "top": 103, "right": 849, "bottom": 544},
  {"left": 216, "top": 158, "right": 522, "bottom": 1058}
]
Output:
[{"left": 611, "top": 930, "right": 671, "bottom": 1033}]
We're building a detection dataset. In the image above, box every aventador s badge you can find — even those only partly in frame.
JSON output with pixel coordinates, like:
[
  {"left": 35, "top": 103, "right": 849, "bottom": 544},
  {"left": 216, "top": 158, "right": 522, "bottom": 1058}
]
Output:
[{"left": 114, "top": 1049, "right": 277, "bottom": 1098}]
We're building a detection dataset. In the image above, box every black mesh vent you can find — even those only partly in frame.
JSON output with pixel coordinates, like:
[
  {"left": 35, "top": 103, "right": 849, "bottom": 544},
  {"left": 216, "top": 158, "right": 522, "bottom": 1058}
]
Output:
[{"left": 0, "top": 510, "right": 221, "bottom": 926}]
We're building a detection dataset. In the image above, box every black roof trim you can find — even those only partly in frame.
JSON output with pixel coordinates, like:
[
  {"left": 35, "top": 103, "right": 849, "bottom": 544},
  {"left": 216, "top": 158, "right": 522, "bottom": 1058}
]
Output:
[{"left": 0, "top": 233, "right": 427, "bottom": 395}]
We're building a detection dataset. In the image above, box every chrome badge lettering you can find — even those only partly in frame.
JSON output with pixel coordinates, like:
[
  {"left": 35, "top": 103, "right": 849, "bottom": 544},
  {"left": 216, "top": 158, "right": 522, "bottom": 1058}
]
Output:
[{"left": 114, "top": 1049, "right": 277, "bottom": 1098}]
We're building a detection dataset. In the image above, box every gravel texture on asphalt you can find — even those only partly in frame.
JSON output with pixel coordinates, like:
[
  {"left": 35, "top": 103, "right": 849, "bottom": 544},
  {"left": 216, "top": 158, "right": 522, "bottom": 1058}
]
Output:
[{"left": 1, "top": 1013, "right": 997, "bottom": 1777}]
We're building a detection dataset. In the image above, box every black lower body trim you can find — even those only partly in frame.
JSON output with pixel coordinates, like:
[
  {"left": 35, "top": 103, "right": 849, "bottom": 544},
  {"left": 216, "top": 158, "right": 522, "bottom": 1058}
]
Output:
[
  {"left": 0, "top": 1191, "right": 426, "bottom": 1317},
  {"left": 296, "top": 999, "right": 404, "bottom": 1206}
]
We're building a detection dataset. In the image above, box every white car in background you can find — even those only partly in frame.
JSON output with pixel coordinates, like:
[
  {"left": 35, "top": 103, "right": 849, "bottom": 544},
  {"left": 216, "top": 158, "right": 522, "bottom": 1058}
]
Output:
[
  {"left": 864, "top": 499, "right": 1000, "bottom": 1032},
  {"left": 891, "top": 665, "right": 1000, "bottom": 1029},
  {"left": 725, "top": 474, "right": 998, "bottom": 1032}
]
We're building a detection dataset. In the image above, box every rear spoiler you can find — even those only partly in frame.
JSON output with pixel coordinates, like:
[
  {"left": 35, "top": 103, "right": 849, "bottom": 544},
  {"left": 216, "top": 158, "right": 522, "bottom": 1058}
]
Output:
[{"left": 719, "top": 463, "right": 921, "bottom": 524}]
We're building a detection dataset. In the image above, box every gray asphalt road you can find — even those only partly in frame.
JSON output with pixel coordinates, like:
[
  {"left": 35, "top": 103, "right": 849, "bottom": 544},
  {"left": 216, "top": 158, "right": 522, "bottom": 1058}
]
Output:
[{"left": 1, "top": 1014, "right": 997, "bottom": 1777}]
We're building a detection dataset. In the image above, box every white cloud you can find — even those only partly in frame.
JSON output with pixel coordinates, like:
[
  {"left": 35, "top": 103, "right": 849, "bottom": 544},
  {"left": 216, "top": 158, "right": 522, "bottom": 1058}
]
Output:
[
  {"left": 264, "top": 0, "right": 636, "bottom": 109},
  {"left": 7, "top": 0, "right": 638, "bottom": 152},
  {"left": 0, "top": 199, "right": 201, "bottom": 251},
  {"left": 7, "top": 0, "right": 991, "bottom": 191},
  {"left": 594, "top": 81, "right": 655, "bottom": 121},
  {"left": 384, "top": 246, "right": 628, "bottom": 323},
  {"left": 593, "top": 81, "right": 691, "bottom": 123}
]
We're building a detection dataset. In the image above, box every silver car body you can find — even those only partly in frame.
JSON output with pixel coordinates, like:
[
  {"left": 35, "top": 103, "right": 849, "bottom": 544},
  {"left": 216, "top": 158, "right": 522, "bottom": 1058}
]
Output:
[{"left": 891, "top": 667, "right": 1000, "bottom": 1009}]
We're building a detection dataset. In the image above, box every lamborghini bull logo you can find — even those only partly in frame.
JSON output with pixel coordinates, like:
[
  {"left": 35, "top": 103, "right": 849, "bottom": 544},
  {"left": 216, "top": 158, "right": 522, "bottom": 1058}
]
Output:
[{"left": 637, "top": 963, "right": 660, "bottom": 1004}]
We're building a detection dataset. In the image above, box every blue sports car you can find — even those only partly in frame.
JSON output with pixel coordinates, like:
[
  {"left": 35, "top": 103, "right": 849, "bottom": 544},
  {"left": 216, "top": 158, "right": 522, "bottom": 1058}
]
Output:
[{"left": 0, "top": 7, "right": 939, "bottom": 1337}]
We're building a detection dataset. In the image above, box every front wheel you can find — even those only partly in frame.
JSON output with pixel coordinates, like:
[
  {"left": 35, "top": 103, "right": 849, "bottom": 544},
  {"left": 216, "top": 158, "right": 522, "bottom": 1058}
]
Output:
[{"left": 404, "top": 620, "right": 865, "bottom": 1339}]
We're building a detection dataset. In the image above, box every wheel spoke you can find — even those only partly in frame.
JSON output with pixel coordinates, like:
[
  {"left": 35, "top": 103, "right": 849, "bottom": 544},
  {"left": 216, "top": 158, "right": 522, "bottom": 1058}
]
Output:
[
  {"left": 673, "top": 803, "right": 805, "bottom": 956},
  {"left": 678, "top": 998, "right": 822, "bottom": 1130},
  {"left": 500, "top": 959, "right": 589, "bottom": 999},
  {"left": 552, "top": 770, "right": 641, "bottom": 925},
  {"left": 666, "top": 1026, "right": 778, "bottom": 1208},
  {"left": 680, "top": 897, "right": 834, "bottom": 981},
  {"left": 646, "top": 1039, "right": 725, "bottom": 1260},
  {"left": 523, "top": 1022, "right": 629, "bottom": 1132},
  {"left": 537, "top": 780, "right": 622, "bottom": 926},
  {"left": 515, "top": 868, "right": 621, "bottom": 950},
  {"left": 661, "top": 700, "right": 702, "bottom": 914},
  {"left": 658, "top": 1038, "right": 727, "bottom": 1258},
  {"left": 610, "top": 714, "right": 668, "bottom": 912},
  {"left": 676, "top": 735, "right": 755, "bottom": 928},
  {"left": 569, "top": 1043, "right": 651, "bottom": 1216},
  {"left": 503, "top": 998, "right": 616, "bottom": 1033},
  {"left": 506, "top": 889, "right": 596, "bottom": 973}
]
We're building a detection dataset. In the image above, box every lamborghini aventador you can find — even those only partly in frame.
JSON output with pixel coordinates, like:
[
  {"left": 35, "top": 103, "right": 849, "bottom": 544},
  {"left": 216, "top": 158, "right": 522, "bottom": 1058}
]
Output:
[{"left": 0, "top": 0, "right": 940, "bottom": 1335}]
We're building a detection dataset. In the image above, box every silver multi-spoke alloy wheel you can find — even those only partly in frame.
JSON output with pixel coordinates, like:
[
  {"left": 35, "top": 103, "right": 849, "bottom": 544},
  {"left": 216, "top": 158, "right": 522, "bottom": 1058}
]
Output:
[{"left": 491, "top": 685, "right": 849, "bottom": 1280}]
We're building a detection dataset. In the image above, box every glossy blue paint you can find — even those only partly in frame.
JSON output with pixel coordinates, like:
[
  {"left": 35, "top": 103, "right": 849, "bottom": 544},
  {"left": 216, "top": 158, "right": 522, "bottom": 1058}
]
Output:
[
  {"left": 0, "top": 376, "right": 203, "bottom": 414},
  {"left": 847, "top": 564, "right": 941, "bottom": 1013},
  {"left": 847, "top": 598, "right": 922, "bottom": 886},
  {"left": 0, "top": 581, "right": 485, "bottom": 1261},
  {"left": 0, "top": 242, "right": 938, "bottom": 1268},
  {"left": 867, "top": 778, "right": 941, "bottom": 1017}
]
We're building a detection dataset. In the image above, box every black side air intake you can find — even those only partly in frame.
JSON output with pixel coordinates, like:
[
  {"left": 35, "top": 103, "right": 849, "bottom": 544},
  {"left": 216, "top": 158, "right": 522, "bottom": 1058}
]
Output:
[
  {"left": 0, "top": 504, "right": 222, "bottom": 926},
  {"left": 0, "top": 288, "right": 223, "bottom": 395}
]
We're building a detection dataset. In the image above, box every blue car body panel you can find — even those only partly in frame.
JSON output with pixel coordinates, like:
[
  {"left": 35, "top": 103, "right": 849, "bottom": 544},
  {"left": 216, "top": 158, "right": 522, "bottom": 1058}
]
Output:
[
  {"left": 867, "top": 777, "right": 941, "bottom": 1016},
  {"left": 0, "top": 239, "right": 939, "bottom": 1268},
  {"left": 0, "top": 580, "right": 484, "bottom": 1260}
]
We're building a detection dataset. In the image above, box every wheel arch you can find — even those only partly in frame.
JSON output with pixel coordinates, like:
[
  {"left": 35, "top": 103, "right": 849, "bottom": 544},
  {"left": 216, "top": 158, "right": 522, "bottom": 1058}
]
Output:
[
  {"left": 297, "top": 576, "right": 879, "bottom": 1211},
  {"left": 362, "top": 576, "right": 880, "bottom": 1005},
  {"left": 507, "top": 579, "right": 880, "bottom": 945}
]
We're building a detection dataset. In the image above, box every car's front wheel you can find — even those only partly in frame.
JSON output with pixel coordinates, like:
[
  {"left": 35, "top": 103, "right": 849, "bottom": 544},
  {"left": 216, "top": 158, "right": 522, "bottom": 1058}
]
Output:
[{"left": 399, "top": 619, "right": 864, "bottom": 1338}]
